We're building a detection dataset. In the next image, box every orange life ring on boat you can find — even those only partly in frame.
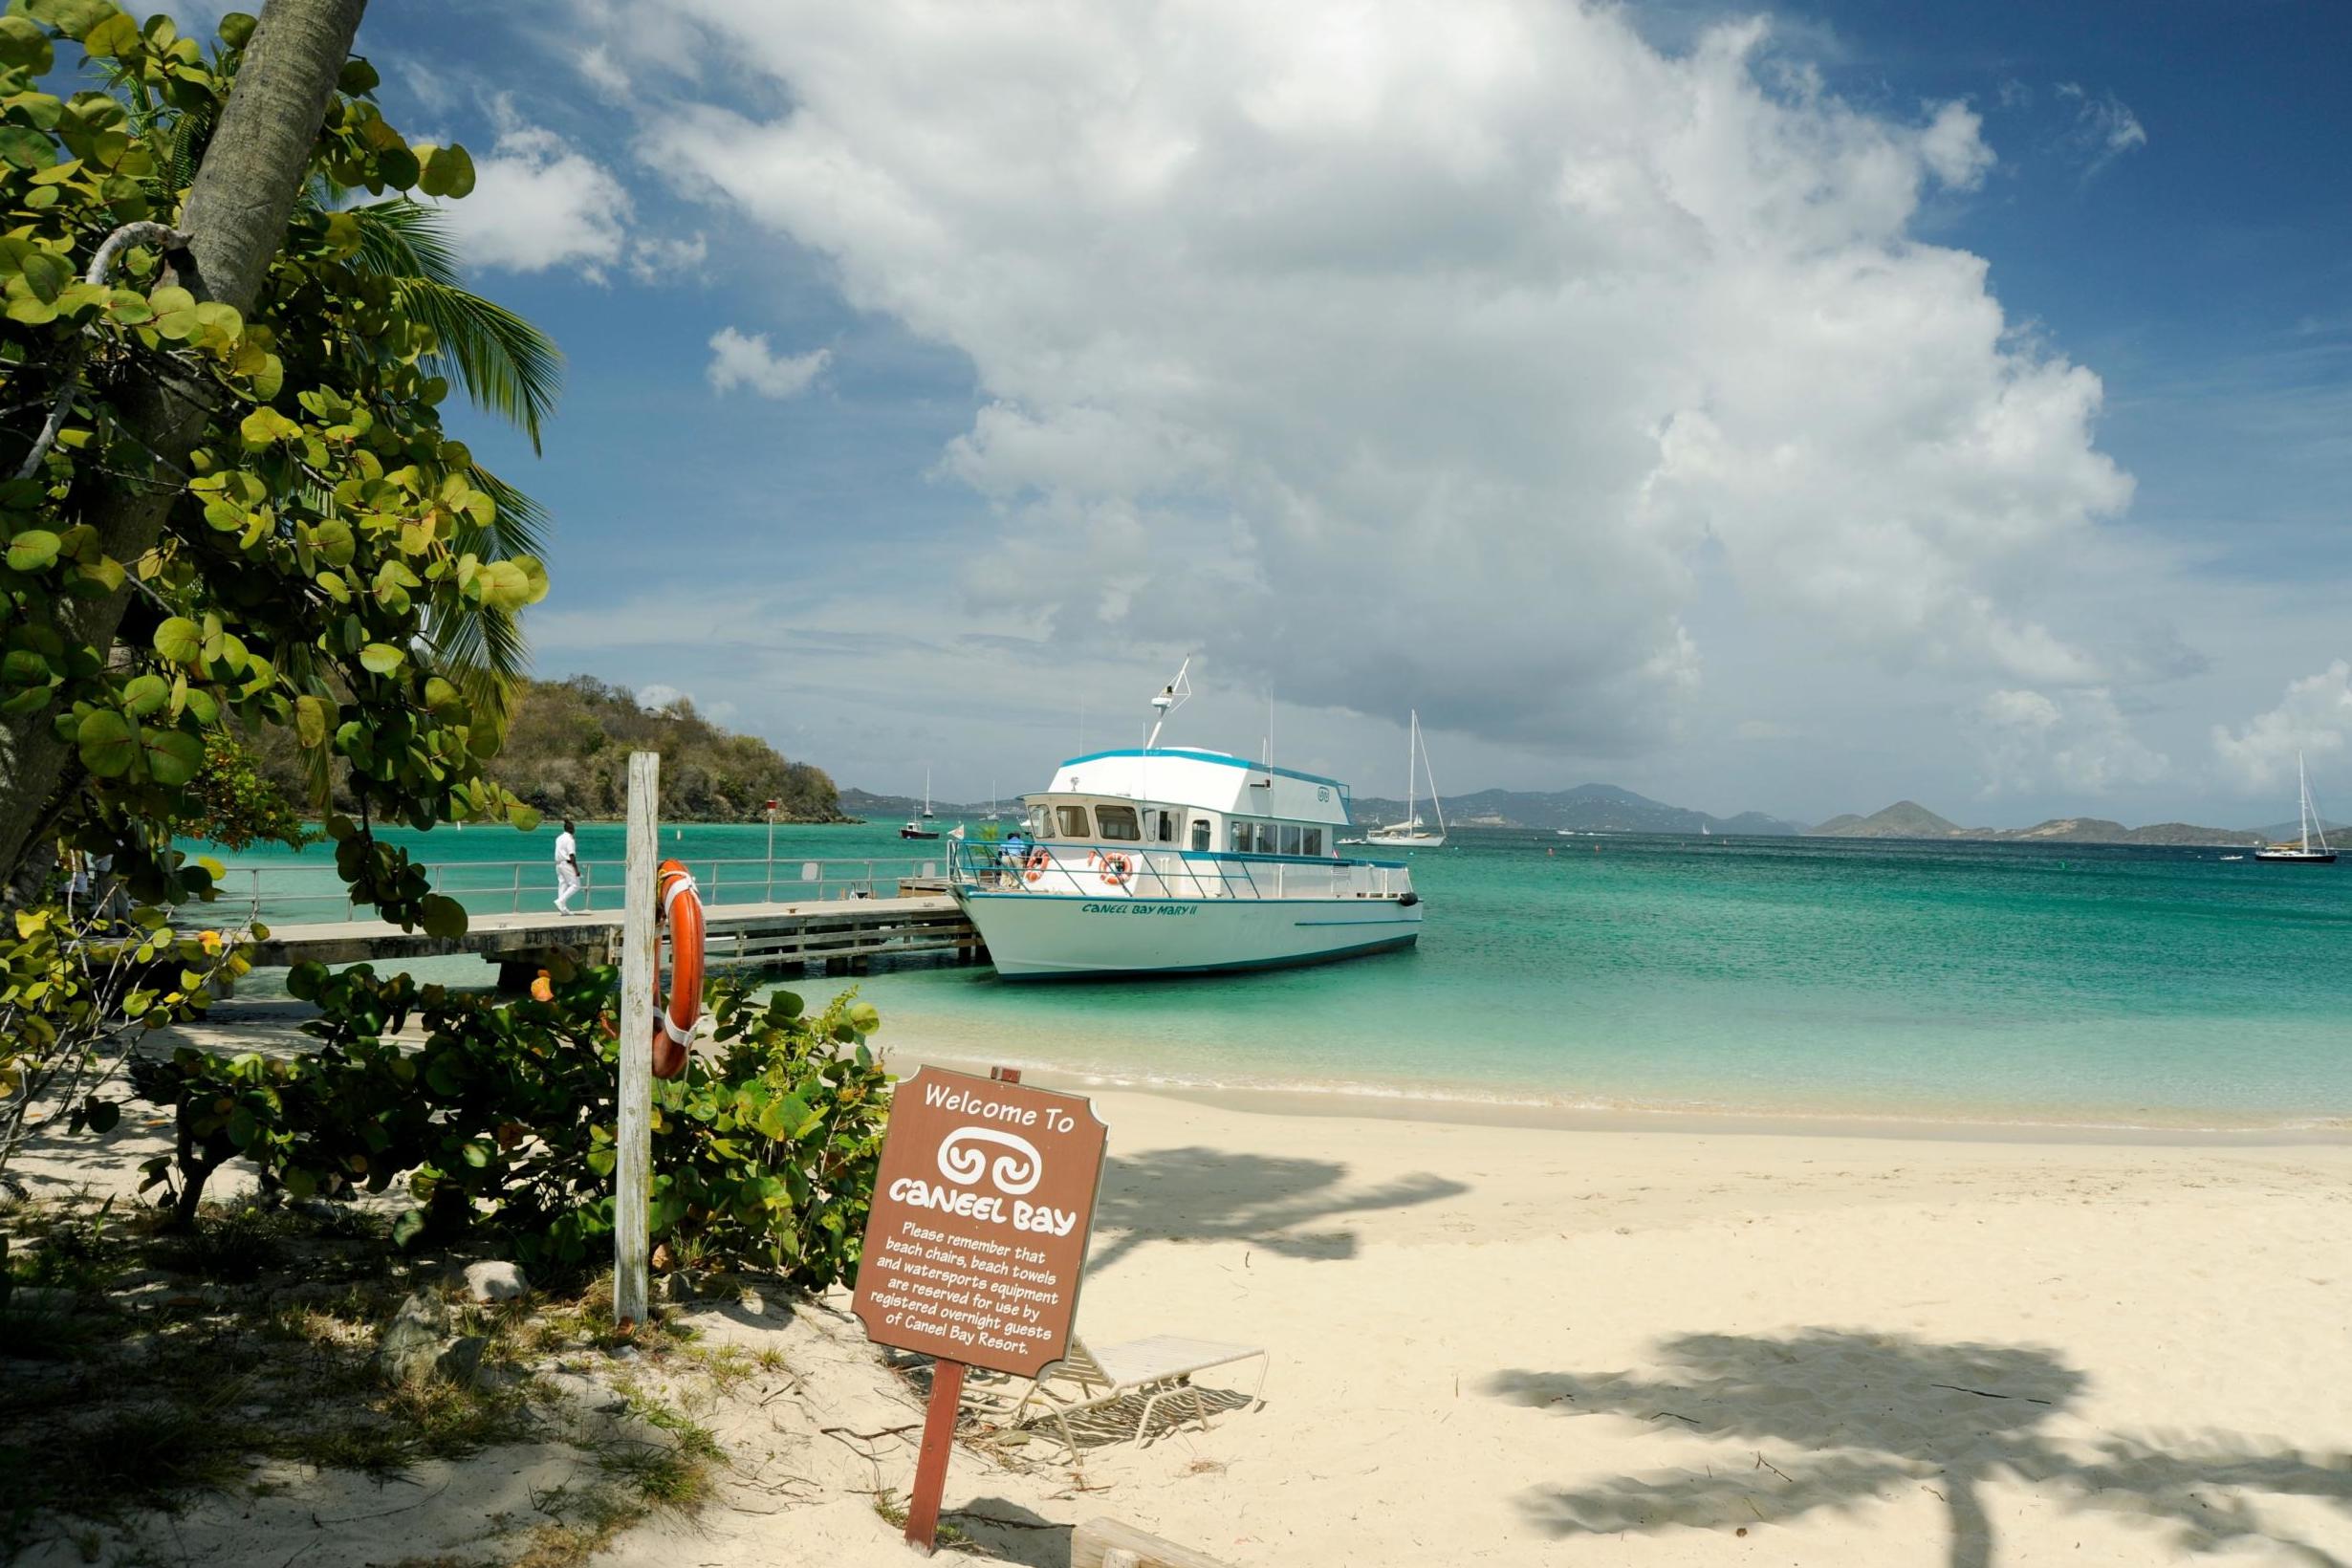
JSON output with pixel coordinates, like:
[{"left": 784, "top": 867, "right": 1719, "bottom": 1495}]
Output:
[
  {"left": 1097, "top": 852, "right": 1133, "bottom": 888},
  {"left": 651, "top": 859, "right": 704, "bottom": 1080},
  {"left": 1023, "top": 847, "right": 1052, "bottom": 882}
]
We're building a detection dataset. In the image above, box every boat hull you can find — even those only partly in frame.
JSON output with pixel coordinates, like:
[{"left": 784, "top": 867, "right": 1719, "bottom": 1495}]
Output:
[
  {"left": 2252, "top": 850, "right": 2337, "bottom": 863},
  {"left": 954, "top": 888, "right": 1420, "bottom": 978}
]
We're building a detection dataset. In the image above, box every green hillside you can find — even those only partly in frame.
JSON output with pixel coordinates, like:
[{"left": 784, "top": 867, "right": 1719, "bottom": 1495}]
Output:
[{"left": 239, "top": 675, "right": 847, "bottom": 824}]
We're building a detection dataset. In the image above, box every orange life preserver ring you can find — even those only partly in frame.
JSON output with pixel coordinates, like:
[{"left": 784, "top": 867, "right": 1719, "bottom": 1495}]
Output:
[
  {"left": 1023, "top": 847, "right": 1052, "bottom": 882},
  {"left": 651, "top": 859, "right": 704, "bottom": 1080},
  {"left": 1097, "top": 852, "right": 1133, "bottom": 888}
]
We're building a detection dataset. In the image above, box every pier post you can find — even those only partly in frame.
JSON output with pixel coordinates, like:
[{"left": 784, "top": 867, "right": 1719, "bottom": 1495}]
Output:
[{"left": 614, "top": 751, "right": 660, "bottom": 1328}]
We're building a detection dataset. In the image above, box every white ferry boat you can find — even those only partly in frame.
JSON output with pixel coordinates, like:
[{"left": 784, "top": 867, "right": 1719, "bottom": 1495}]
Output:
[{"left": 947, "top": 664, "right": 1422, "bottom": 978}]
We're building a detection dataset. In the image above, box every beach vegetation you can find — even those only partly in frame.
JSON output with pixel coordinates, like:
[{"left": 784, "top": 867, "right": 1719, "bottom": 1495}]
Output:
[
  {"left": 0, "top": 0, "right": 550, "bottom": 925},
  {"left": 0, "top": 1190, "right": 727, "bottom": 1560},
  {"left": 181, "top": 727, "right": 316, "bottom": 849},
  {"left": 0, "top": 897, "right": 253, "bottom": 1191},
  {"left": 131, "top": 963, "right": 892, "bottom": 1284},
  {"left": 0, "top": 3, "right": 582, "bottom": 1208}
]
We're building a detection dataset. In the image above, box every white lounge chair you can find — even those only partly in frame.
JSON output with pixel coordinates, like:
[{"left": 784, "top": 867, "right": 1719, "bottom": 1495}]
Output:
[{"left": 1013, "top": 1334, "right": 1268, "bottom": 1452}]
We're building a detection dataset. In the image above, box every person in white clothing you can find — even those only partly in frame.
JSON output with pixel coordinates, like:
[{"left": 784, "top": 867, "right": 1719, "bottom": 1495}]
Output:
[{"left": 554, "top": 818, "right": 582, "bottom": 914}]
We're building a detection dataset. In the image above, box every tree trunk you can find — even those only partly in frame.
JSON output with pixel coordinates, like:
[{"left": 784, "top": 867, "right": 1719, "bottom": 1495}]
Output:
[{"left": 0, "top": 0, "right": 368, "bottom": 893}]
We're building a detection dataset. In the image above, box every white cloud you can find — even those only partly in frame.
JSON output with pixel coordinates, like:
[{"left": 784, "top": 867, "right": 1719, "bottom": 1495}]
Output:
[
  {"left": 707, "top": 328, "right": 831, "bottom": 398},
  {"left": 434, "top": 102, "right": 631, "bottom": 275},
  {"left": 2055, "top": 82, "right": 2146, "bottom": 180},
  {"left": 2211, "top": 662, "right": 2352, "bottom": 793},
  {"left": 1918, "top": 99, "right": 1995, "bottom": 191},
  {"left": 591, "top": 1, "right": 2138, "bottom": 752},
  {"left": 631, "top": 231, "right": 708, "bottom": 282},
  {"left": 577, "top": 43, "right": 631, "bottom": 98},
  {"left": 1972, "top": 686, "right": 2166, "bottom": 795}
]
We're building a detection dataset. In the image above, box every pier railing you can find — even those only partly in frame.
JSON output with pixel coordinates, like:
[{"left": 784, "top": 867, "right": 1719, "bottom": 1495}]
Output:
[
  {"left": 947, "top": 839, "right": 1411, "bottom": 902},
  {"left": 200, "top": 855, "right": 948, "bottom": 927}
]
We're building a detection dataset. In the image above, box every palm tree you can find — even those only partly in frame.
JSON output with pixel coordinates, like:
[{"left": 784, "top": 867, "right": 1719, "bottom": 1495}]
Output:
[
  {"left": 106, "top": 43, "right": 564, "bottom": 718},
  {"left": 0, "top": 0, "right": 371, "bottom": 885},
  {"left": 339, "top": 195, "right": 562, "bottom": 716}
]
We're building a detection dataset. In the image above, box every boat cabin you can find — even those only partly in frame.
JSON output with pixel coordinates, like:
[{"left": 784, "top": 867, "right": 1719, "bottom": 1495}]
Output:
[{"left": 1017, "top": 748, "right": 1353, "bottom": 860}]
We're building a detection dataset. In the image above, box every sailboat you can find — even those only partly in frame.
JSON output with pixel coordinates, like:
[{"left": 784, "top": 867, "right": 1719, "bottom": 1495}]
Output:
[
  {"left": 1362, "top": 710, "right": 1447, "bottom": 848},
  {"left": 2253, "top": 752, "right": 2336, "bottom": 864},
  {"left": 900, "top": 770, "right": 941, "bottom": 840}
]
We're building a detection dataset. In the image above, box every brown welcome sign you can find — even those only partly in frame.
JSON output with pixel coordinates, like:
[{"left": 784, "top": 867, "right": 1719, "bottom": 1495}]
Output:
[{"left": 851, "top": 1066, "right": 1108, "bottom": 1550}]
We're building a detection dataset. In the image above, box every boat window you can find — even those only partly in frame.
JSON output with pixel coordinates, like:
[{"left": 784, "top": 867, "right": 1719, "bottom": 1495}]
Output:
[
  {"left": 1229, "top": 820, "right": 1250, "bottom": 853},
  {"left": 1254, "top": 822, "right": 1278, "bottom": 855},
  {"left": 1302, "top": 827, "right": 1323, "bottom": 857},
  {"left": 1279, "top": 824, "right": 1302, "bottom": 856},
  {"left": 1056, "top": 804, "right": 1091, "bottom": 838},
  {"left": 1152, "top": 809, "right": 1178, "bottom": 843},
  {"left": 1097, "top": 804, "right": 1141, "bottom": 841},
  {"left": 1028, "top": 805, "right": 1049, "bottom": 838},
  {"left": 1191, "top": 817, "right": 1212, "bottom": 852}
]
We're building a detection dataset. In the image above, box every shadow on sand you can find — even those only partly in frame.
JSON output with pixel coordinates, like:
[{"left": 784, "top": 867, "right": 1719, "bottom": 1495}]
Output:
[
  {"left": 1085, "top": 1146, "right": 1467, "bottom": 1272},
  {"left": 1489, "top": 1329, "right": 2352, "bottom": 1568}
]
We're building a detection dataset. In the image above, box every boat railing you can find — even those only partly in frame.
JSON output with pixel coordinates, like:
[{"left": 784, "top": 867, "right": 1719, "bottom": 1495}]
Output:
[
  {"left": 947, "top": 839, "right": 1411, "bottom": 902},
  {"left": 186, "top": 855, "right": 947, "bottom": 927}
]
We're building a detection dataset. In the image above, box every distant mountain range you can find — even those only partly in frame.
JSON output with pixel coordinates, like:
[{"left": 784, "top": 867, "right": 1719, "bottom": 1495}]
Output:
[
  {"left": 1802, "top": 800, "right": 2341, "bottom": 847},
  {"left": 843, "top": 781, "right": 2330, "bottom": 849},
  {"left": 838, "top": 788, "right": 1001, "bottom": 821},
  {"left": 1349, "top": 783, "right": 1806, "bottom": 836}
]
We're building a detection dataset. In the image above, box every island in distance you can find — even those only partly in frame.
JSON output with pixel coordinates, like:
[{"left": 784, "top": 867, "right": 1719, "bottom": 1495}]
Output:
[
  {"left": 846, "top": 780, "right": 2319, "bottom": 848},
  {"left": 1800, "top": 799, "right": 2331, "bottom": 847},
  {"left": 1351, "top": 786, "right": 2304, "bottom": 845}
]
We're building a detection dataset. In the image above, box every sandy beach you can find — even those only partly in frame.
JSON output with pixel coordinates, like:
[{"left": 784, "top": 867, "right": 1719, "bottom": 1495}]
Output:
[
  {"left": 875, "top": 1061, "right": 2352, "bottom": 1566},
  {"left": 13, "top": 1016, "right": 2352, "bottom": 1566}
]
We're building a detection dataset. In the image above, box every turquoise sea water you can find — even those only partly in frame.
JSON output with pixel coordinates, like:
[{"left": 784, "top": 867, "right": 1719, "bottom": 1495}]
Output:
[{"left": 193, "top": 820, "right": 2352, "bottom": 1128}]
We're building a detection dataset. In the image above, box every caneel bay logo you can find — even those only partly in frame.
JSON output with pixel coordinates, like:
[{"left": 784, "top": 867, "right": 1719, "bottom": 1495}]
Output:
[
  {"left": 883, "top": 1123, "right": 1078, "bottom": 1235},
  {"left": 936, "top": 1126, "right": 1041, "bottom": 1195}
]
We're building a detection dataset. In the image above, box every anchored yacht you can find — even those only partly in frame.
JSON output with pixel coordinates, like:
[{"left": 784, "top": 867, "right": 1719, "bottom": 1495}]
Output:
[
  {"left": 2254, "top": 752, "right": 2336, "bottom": 864},
  {"left": 947, "top": 661, "right": 1423, "bottom": 978}
]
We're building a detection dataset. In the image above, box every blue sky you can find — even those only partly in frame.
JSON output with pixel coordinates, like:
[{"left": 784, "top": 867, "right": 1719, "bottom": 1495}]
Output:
[{"left": 267, "top": 0, "right": 2352, "bottom": 826}]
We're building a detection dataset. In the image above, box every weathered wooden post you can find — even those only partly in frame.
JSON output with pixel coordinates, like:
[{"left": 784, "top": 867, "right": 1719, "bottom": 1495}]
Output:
[{"left": 614, "top": 751, "right": 660, "bottom": 1327}]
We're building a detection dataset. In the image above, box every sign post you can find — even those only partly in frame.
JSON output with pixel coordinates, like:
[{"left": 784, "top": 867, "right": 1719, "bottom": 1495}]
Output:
[
  {"left": 851, "top": 1065, "right": 1108, "bottom": 1553},
  {"left": 614, "top": 751, "right": 660, "bottom": 1328}
]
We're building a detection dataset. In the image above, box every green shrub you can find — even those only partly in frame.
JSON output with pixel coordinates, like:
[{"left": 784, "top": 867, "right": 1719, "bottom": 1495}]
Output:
[
  {"left": 2, "top": 900, "right": 257, "bottom": 1192},
  {"left": 130, "top": 963, "right": 891, "bottom": 1290}
]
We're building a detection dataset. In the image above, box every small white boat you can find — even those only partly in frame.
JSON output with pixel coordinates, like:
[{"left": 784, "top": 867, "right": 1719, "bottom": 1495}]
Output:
[
  {"left": 948, "top": 660, "right": 1422, "bottom": 978},
  {"left": 1362, "top": 709, "right": 1446, "bottom": 848},
  {"left": 2253, "top": 752, "right": 2336, "bottom": 864}
]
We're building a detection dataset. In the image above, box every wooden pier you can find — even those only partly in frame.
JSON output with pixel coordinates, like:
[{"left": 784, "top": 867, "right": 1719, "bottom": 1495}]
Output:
[{"left": 246, "top": 892, "right": 985, "bottom": 979}]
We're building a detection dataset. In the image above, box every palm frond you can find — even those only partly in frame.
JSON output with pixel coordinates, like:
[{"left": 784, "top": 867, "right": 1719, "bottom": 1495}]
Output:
[
  {"left": 345, "top": 195, "right": 462, "bottom": 286},
  {"left": 461, "top": 463, "right": 552, "bottom": 564},
  {"left": 338, "top": 201, "right": 563, "bottom": 452},
  {"left": 425, "top": 602, "right": 527, "bottom": 728}
]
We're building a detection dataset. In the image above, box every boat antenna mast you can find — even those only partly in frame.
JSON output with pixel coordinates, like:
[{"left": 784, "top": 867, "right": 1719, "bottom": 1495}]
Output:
[{"left": 1145, "top": 657, "right": 1193, "bottom": 749}]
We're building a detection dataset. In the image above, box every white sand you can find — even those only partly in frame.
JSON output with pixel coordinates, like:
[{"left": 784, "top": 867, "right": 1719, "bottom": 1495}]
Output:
[
  {"left": 17, "top": 1019, "right": 2352, "bottom": 1565},
  {"left": 860, "top": 1074, "right": 2352, "bottom": 1566}
]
